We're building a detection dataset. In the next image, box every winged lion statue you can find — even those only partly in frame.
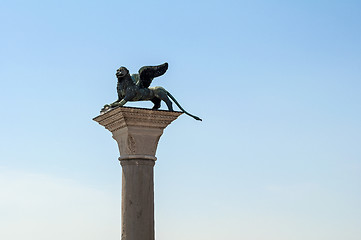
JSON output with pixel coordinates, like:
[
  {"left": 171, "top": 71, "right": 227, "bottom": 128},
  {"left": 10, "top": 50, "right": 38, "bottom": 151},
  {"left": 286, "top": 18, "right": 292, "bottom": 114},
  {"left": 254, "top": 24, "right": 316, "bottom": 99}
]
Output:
[{"left": 101, "top": 63, "right": 202, "bottom": 121}]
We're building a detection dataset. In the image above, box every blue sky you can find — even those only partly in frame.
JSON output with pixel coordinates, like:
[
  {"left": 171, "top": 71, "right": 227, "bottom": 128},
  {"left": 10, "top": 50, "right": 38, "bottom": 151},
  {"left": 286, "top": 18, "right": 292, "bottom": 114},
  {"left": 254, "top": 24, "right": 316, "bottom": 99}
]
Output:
[{"left": 1, "top": 0, "right": 360, "bottom": 239}]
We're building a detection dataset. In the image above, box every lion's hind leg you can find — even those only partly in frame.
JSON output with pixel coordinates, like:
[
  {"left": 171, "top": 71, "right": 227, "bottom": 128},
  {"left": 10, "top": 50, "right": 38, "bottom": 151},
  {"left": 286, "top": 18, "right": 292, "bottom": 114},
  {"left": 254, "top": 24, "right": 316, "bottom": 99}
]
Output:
[
  {"left": 153, "top": 87, "right": 173, "bottom": 111},
  {"left": 151, "top": 98, "right": 161, "bottom": 110},
  {"left": 163, "top": 97, "right": 173, "bottom": 111}
]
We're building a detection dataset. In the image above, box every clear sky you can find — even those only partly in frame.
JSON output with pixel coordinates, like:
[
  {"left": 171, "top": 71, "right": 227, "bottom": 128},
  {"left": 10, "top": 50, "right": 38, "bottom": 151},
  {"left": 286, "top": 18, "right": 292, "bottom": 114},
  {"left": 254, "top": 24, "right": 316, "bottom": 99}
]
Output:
[{"left": 1, "top": 0, "right": 361, "bottom": 239}]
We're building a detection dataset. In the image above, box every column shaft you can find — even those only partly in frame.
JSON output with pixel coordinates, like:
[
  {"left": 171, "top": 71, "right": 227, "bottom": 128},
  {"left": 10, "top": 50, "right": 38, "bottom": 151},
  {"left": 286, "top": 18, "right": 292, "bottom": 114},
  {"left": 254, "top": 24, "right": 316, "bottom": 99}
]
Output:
[{"left": 121, "top": 160, "right": 155, "bottom": 240}]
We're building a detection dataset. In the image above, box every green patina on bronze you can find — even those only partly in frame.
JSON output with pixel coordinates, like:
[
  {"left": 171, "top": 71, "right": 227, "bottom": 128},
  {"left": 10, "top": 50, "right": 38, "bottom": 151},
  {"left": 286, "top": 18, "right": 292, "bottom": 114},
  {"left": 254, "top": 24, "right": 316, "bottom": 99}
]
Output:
[{"left": 101, "top": 63, "right": 202, "bottom": 121}]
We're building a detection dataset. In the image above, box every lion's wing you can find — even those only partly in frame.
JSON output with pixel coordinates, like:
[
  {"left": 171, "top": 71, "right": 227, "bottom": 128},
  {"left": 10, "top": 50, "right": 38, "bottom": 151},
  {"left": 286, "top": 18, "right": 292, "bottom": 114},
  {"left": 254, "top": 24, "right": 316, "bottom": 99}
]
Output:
[{"left": 138, "top": 62, "right": 168, "bottom": 88}]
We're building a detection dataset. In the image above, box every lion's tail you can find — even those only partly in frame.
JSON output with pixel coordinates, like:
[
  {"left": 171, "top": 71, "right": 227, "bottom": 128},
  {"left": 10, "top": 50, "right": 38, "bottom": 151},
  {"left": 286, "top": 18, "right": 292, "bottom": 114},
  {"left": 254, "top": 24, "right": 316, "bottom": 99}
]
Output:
[{"left": 166, "top": 91, "right": 202, "bottom": 121}]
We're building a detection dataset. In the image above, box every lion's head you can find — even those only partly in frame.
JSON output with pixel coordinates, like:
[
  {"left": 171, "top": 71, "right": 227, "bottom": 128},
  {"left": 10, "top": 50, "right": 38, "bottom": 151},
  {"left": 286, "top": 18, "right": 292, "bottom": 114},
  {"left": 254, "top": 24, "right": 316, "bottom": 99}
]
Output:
[{"left": 116, "top": 67, "right": 129, "bottom": 79}]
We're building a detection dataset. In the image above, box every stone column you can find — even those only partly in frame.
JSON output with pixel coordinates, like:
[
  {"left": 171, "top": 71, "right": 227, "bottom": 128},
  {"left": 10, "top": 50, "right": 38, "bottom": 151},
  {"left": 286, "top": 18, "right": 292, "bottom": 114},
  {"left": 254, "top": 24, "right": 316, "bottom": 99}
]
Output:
[{"left": 93, "top": 106, "right": 182, "bottom": 240}]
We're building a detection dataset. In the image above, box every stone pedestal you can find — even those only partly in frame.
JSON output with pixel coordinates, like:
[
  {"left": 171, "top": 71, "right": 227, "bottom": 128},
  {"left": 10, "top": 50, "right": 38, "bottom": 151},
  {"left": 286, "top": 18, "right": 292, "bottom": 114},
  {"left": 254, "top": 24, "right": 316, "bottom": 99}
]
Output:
[{"left": 93, "top": 106, "right": 182, "bottom": 240}]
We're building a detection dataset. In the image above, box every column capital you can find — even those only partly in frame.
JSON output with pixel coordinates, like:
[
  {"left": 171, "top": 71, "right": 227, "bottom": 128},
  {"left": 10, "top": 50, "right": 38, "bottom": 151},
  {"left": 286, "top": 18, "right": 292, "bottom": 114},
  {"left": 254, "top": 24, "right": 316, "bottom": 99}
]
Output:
[{"left": 93, "top": 106, "right": 182, "bottom": 158}]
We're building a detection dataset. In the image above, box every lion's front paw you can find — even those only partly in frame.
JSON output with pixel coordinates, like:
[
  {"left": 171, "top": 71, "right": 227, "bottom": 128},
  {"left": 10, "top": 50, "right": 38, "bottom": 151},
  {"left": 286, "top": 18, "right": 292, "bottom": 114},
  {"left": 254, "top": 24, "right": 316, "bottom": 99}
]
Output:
[{"left": 101, "top": 104, "right": 111, "bottom": 112}]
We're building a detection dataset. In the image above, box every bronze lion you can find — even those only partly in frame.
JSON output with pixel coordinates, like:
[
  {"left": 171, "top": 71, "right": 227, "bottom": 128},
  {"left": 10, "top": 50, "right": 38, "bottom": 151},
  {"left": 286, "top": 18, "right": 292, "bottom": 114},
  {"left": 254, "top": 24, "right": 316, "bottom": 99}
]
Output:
[{"left": 101, "top": 63, "right": 202, "bottom": 121}]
